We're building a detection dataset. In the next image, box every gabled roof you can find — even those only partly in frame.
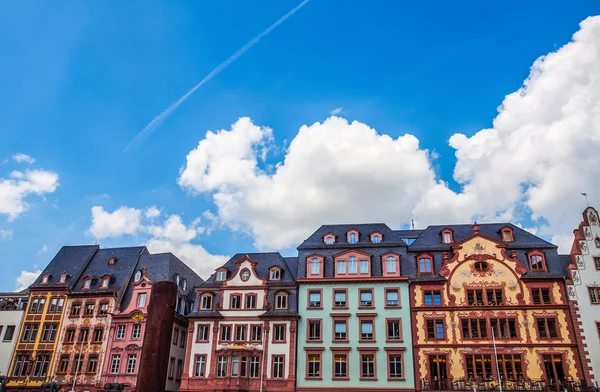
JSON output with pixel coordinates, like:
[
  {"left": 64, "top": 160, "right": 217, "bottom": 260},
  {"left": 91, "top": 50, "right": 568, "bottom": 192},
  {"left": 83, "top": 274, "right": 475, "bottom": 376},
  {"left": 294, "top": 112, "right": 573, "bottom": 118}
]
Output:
[
  {"left": 298, "top": 223, "right": 407, "bottom": 249},
  {"left": 30, "top": 245, "right": 99, "bottom": 289}
]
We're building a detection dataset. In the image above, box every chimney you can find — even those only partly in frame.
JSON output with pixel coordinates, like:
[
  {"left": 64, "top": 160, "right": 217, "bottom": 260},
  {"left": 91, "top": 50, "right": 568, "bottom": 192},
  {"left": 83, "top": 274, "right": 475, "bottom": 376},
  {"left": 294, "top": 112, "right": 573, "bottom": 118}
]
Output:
[{"left": 472, "top": 222, "right": 480, "bottom": 234}]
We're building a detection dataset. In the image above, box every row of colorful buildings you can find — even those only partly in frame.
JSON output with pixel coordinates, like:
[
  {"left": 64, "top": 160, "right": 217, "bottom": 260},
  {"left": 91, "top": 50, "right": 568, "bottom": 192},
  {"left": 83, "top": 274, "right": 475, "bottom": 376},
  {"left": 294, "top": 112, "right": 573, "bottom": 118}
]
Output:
[{"left": 0, "top": 207, "right": 599, "bottom": 391}]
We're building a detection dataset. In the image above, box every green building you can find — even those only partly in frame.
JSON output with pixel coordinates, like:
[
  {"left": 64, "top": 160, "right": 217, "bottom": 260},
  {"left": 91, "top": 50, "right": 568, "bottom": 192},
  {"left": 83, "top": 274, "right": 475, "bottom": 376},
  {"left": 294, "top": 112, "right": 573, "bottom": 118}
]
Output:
[{"left": 296, "top": 224, "right": 415, "bottom": 391}]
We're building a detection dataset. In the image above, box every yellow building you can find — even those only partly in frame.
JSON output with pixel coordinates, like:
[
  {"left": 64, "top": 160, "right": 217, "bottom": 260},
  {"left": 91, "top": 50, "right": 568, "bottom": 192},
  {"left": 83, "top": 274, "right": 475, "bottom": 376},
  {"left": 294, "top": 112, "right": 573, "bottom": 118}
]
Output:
[{"left": 407, "top": 223, "right": 583, "bottom": 391}]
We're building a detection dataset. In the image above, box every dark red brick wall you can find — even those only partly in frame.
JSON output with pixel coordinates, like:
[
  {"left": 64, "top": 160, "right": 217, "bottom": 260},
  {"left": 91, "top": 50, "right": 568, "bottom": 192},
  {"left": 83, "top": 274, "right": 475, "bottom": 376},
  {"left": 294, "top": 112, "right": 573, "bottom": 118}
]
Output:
[{"left": 136, "top": 281, "right": 177, "bottom": 392}]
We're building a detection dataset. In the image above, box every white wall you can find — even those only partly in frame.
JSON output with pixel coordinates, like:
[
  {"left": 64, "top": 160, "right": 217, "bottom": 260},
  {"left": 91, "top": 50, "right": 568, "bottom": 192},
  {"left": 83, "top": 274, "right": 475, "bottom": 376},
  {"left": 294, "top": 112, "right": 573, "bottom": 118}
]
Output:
[
  {"left": 0, "top": 309, "right": 25, "bottom": 376},
  {"left": 165, "top": 323, "right": 188, "bottom": 392}
]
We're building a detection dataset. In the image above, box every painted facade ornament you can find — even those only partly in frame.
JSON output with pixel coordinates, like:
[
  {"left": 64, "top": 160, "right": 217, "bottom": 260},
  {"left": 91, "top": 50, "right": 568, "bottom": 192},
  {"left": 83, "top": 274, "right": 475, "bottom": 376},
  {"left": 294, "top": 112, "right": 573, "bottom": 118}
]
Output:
[
  {"left": 567, "top": 285, "right": 577, "bottom": 301},
  {"left": 584, "top": 226, "right": 592, "bottom": 239},
  {"left": 571, "top": 270, "right": 581, "bottom": 285},
  {"left": 580, "top": 240, "right": 588, "bottom": 254},
  {"left": 131, "top": 311, "right": 144, "bottom": 323},
  {"left": 588, "top": 209, "right": 599, "bottom": 225},
  {"left": 473, "top": 242, "right": 486, "bottom": 254},
  {"left": 469, "top": 261, "right": 495, "bottom": 277},
  {"left": 576, "top": 255, "right": 585, "bottom": 269}
]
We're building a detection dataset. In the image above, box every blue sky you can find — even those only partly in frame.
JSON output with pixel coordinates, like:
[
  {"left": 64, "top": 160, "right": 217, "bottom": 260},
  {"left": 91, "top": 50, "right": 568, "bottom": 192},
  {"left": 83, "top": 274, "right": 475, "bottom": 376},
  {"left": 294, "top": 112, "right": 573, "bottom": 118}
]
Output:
[{"left": 1, "top": 0, "right": 600, "bottom": 291}]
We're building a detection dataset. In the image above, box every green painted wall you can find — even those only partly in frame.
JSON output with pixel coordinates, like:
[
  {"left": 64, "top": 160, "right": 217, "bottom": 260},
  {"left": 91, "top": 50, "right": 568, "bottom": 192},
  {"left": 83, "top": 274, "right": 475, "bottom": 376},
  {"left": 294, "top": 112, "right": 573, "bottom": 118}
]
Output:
[{"left": 296, "top": 282, "right": 415, "bottom": 389}]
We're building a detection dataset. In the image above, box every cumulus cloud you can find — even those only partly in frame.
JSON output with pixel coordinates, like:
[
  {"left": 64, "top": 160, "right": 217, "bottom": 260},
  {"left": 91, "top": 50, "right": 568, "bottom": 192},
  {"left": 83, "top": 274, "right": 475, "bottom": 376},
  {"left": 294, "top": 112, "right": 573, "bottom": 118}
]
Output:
[
  {"left": 177, "top": 16, "right": 600, "bottom": 252},
  {"left": 0, "top": 169, "right": 60, "bottom": 220},
  {"left": 330, "top": 108, "right": 343, "bottom": 115},
  {"left": 12, "top": 153, "right": 36, "bottom": 164},
  {"left": 0, "top": 229, "right": 13, "bottom": 240},
  {"left": 16, "top": 269, "right": 41, "bottom": 291},
  {"left": 87, "top": 206, "right": 227, "bottom": 278},
  {"left": 88, "top": 206, "right": 143, "bottom": 239}
]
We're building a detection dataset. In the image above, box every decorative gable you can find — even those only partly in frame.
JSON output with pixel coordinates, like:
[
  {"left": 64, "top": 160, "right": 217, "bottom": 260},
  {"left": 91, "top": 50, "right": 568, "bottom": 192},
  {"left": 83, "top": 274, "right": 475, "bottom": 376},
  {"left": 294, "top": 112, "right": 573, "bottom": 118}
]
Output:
[{"left": 222, "top": 255, "right": 266, "bottom": 287}]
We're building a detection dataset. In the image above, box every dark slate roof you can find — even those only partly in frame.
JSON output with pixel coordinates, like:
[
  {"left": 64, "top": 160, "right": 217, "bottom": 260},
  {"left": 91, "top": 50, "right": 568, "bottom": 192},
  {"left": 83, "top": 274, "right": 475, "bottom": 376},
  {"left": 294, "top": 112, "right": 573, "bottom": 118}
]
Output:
[
  {"left": 70, "top": 247, "right": 148, "bottom": 304},
  {"left": 298, "top": 223, "right": 407, "bottom": 249},
  {"left": 120, "top": 253, "right": 203, "bottom": 309},
  {"left": 202, "top": 253, "right": 296, "bottom": 288},
  {"left": 408, "top": 223, "right": 555, "bottom": 252},
  {"left": 558, "top": 255, "right": 573, "bottom": 276},
  {"left": 394, "top": 229, "right": 424, "bottom": 238},
  {"left": 282, "top": 257, "right": 298, "bottom": 280},
  {"left": 30, "top": 245, "right": 99, "bottom": 289}
]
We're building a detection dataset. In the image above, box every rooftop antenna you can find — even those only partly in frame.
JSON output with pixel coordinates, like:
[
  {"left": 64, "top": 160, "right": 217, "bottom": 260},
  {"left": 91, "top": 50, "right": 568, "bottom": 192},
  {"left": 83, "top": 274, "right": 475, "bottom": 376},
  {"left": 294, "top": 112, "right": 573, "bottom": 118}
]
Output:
[
  {"left": 581, "top": 192, "right": 589, "bottom": 207},
  {"left": 411, "top": 219, "right": 415, "bottom": 230}
]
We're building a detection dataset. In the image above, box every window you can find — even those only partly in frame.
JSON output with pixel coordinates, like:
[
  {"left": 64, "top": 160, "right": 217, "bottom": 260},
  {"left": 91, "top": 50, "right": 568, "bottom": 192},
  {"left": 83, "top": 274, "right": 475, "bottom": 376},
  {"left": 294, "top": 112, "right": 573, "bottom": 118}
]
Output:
[
  {"left": 467, "top": 289, "right": 504, "bottom": 306},
  {"left": 245, "top": 294, "right": 257, "bottom": 309},
  {"left": 529, "top": 252, "right": 546, "bottom": 271},
  {"left": 596, "top": 322, "right": 600, "bottom": 341},
  {"left": 217, "top": 356, "right": 227, "bottom": 377},
  {"left": 127, "top": 354, "right": 137, "bottom": 374},
  {"left": 49, "top": 297, "right": 62, "bottom": 313},
  {"left": 465, "top": 354, "right": 493, "bottom": 379},
  {"left": 361, "top": 320, "right": 374, "bottom": 341},
  {"left": 37, "top": 298, "right": 46, "bottom": 313},
  {"left": 275, "top": 292, "right": 288, "bottom": 309},
  {"left": 589, "top": 287, "right": 600, "bottom": 304},
  {"left": 65, "top": 328, "right": 75, "bottom": 343},
  {"left": 307, "top": 353, "right": 321, "bottom": 378},
  {"left": 307, "top": 320, "right": 321, "bottom": 342},
  {"left": 502, "top": 228, "right": 514, "bottom": 242},
  {"left": 273, "top": 324, "right": 286, "bottom": 342},
  {"left": 388, "top": 354, "right": 403, "bottom": 379},
  {"left": 21, "top": 323, "right": 39, "bottom": 342},
  {"left": 173, "top": 328, "right": 179, "bottom": 345},
  {"left": 231, "top": 294, "right": 241, "bottom": 309},
  {"left": 461, "top": 319, "right": 488, "bottom": 339},
  {"left": 235, "top": 325, "right": 247, "bottom": 341},
  {"left": 41, "top": 323, "right": 58, "bottom": 342},
  {"left": 250, "top": 356, "right": 260, "bottom": 378},
  {"left": 272, "top": 356, "right": 284, "bottom": 378},
  {"left": 110, "top": 354, "right": 121, "bottom": 374},
  {"left": 333, "top": 353, "right": 348, "bottom": 379},
  {"left": 426, "top": 319, "right": 445, "bottom": 339},
  {"left": 349, "top": 233, "right": 357, "bottom": 244},
  {"left": 137, "top": 293, "right": 147, "bottom": 307},
  {"left": 216, "top": 270, "right": 227, "bottom": 281},
  {"left": 348, "top": 256, "right": 357, "bottom": 273},
  {"left": 29, "top": 298, "right": 39, "bottom": 313},
  {"left": 333, "top": 290, "right": 347, "bottom": 308},
  {"left": 175, "top": 274, "right": 180, "bottom": 285},
  {"left": 387, "top": 319, "right": 401, "bottom": 341},
  {"left": 30, "top": 297, "right": 45, "bottom": 314},
  {"left": 200, "top": 294, "right": 212, "bottom": 310},
  {"left": 373, "top": 235, "right": 381, "bottom": 244},
  {"left": 32, "top": 354, "right": 50, "bottom": 377},
  {"left": 79, "top": 327, "right": 89, "bottom": 342},
  {"left": 109, "top": 257, "right": 116, "bottom": 265},
  {"left": 134, "top": 270, "right": 142, "bottom": 282},
  {"left": 83, "top": 279, "right": 91, "bottom": 289},
  {"left": 498, "top": 354, "right": 524, "bottom": 380},
  {"left": 85, "top": 302, "right": 95, "bottom": 316},
  {"left": 194, "top": 355, "right": 207, "bottom": 377},
  {"left": 3, "top": 325, "right": 15, "bottom": 342},
  {"left": 176, "top": 358, "right": 184, "bottom": 380},
  {"left": 490, "top": 318, "right": 518, "bottom": 339},
  {"left": 337, "top": 260, "right": 346, "bottom": 274},
  {"left": 183, "top": 279, "right": 187, "bottom": 290},
  {"left": 99, "top": 302, "right": 109, "bottom": 314},
  {"left": 386, "top": 289, "right": 400, "bottom": 307},
  {"left": 474, "top": 261, "right": 489, "bottom": 272},
  {"left": 71, "top": 303, "right": 81, "bottom": 316},
  {"left": 536, "top": 318, "right": 558, "bottom": 339},
  {"left": 594, "top": 257, "right": 600, "bottom": 270},
  {"left": 116, "top": 325, "right": 126, "bottom": 340},
  {"left": 74, "top": 354, "right": 84, "bottom": 373},
  {"left": 12, "top": 354, "right": 29, "bottom": 377},
  {"left": 532, "top": 288, "right": 552, "bottom": 304},
  {"left": 59, "top": 274, "right": 67, "bottom": 283},
  {"left": 240, "top": 269, "right": 250, "bottom": 281},
  {"left": 325, "top": 236, "right": 334, "bottom": 245},
  {"left": 270, "top": 268, "right": 281, "bottom": 280},
  {"left": 220, "top": 325, "right": 231, "bottom": 341},
  {"left": 132, "top": 324, "right": 141, "bottom": 339},
  {"left": 58, "top": 355, "right": 69, "bottom": 373},
  {"left": 361, "top": 354, "right": 376, "bottom": 379},
  {"left": 359, "top": 289, "right": 373, "bottom": 307},
  {"left": 251, "top": 325, "right": 262, "bottom": 341},
  {"left": 308, "top": 290, "right": 322, "bottom": 308},
  {"left": 197, "top": 325, "right": 209, "bottom": 341},
  {"left": 424, "top": 290, "right": 442, "bottom": 306},
  {"left": 41, "top": 274, "right": 49, "bottom": 284},
  {"left": 386, "top": 256, "right": 396, "bottom": 273},
  {"left": 443, "top": 232, "right": 452, "bottom": 244},
  {"left": 360, "top": 259, "right": 369, "bottom": 274},
  {"left": 168, "top": 357, "right": 175, "bottom": 379},
  {"left": 310, "top": 258, "right": 320, "bottom": 275},
  {"left": 334, "top": 320, "right": 347, "bottom": 341},
  {"left": 88, "top": 354, "right": 99, "bottom": 373},
  {"left": 100, "top": 277, "right": 110, "bottom": 288},
  {"left": 419, "top": 256, "right": 433, "bottom": 274}
]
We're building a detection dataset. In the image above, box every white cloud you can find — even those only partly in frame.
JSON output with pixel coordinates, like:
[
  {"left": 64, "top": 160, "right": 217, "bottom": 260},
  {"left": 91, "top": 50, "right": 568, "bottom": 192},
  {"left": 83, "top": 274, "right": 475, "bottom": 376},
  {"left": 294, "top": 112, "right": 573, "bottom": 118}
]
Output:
[
  {"left": 330, "top": 107, "right": 343, "bottom": 115},
  {"left": 12, "top": 153, "right": 36, "bottom": 164},
  {"left": 177, "top": 16, "right": 600, "bottom": 251},
  {"left": 15, "top": 269, "right": 42, "bottom": 291},
  {"left": 145, "top": 206, "right": 161, "bottom": 218},
  {"left": 37, "top": 244, "right": 48, "bottom": 255},
  {"left": 88, "top": 206, "right": 143, "bottom": 239},
  {"left": 147, "top": 214, "right": 199, "bottom": 242},
  {"left": 0, "top": 169, "right": 60, "bottom": 220},
  {"left": 0, "top": 229, "right": 13, "bottom": 240}
]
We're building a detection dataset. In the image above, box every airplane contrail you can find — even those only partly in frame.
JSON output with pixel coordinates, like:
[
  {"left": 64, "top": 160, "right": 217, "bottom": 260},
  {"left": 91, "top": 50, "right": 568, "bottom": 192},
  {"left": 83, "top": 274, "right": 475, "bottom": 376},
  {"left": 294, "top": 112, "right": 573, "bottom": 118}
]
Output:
[{"left": 125, "top": 0, "right": 311, "bottom": 152}]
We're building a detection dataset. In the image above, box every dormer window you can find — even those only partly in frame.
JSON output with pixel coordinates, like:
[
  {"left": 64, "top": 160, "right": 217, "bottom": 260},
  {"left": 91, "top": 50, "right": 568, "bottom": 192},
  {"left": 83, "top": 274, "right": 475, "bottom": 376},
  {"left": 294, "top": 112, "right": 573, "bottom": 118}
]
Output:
[
  {"left": 349, "top": 233, "right": 357, "bottom": 244},
  {"left": 325, "top": 235, "right": 335, "bottom": 245},
  {"left": 175, "top": 274, "right": 180, "bottom": 285},
  {"left": 41, "top": 274, "right": 50, "bottom": 284},
  {"left": 441, "top": 228, "right": 453, "bottom": 244},
  {"left": 372, "top": 235, "right": 381, "bottom": 244},
  {"left": 240, "top": 269, "right": 250, "bottom": 282},
  {"left": 216, "top": 269, "right": 227, "bottom": 281},
  {"left": 182, "top": 279, "right": 187, "bottom": 290},
  {"left": 501, "top": 227, "right": 514, "bottom": 242},
  {"left": 99, "top": 275, "right": 110, "bottom": 289},
  {"left": 306, "top": 255, "right": 324, "bottom": 278},
  {"left": 370, "top": 232, "right": 383, "bottom": 244},
  {"left": 59, "top": 274, "right": 67, "bottom": 284},
  {"left": 134, "top": 271, "right": 142, "bottom": 282},
  {"left": 108, "top": 258, "right": 116, "bottom": 265},
  {"left": 528, "top": 250, "right": 547, "bottom": 272},
  {"left": 200, "top": 294, "right": 213, "bottom": 310},
  {"left": 418, "top": 254, "right": 434, "bottom": 275},
  {"left": 269, "top": 268, "right": 281, "bottom": 280},
  {"left": 275, "top": 292, "right": 288, "bottom": 310},
  {"left": 83, "top": 279, "right": 92, "bottom": 289}
]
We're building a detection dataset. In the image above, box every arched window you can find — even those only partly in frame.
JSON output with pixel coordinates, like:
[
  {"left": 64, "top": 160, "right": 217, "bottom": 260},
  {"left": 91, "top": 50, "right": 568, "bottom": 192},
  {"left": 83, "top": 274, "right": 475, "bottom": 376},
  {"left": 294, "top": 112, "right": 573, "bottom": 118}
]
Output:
[
  {"left": 183, "top": 279, "right": 187, "bottom": 290},
  {"left": 387, "top": 256, "right": 396, "bottom": 273},
  {"left": 311, "top": 258, "right": 320, "bottom": 275},
  {"left": 474, "top": 261, "right": 489, "bottom": 272},
  {"left": 529, "top": 252, "right": 546, "bottom": 272},
  {"left": 373, "top": 235, "right": 381, "bottom": 244},
  {"left": 134, "top": 271, "right": 142, "bottom": 282},
  {"left": 348, "top": 256, "right": 357, "bottom": 274},
  {"left": 349, "top": 233, "right": 357, "bottom": 244},
  {"left": 501, "top": 228, "right": 514, "bottom": 242},
  {"left": 441, "top": 228, "right": 453, "bottom": 244},
  {"left": 418, "top": 256, "right": 433, "bottom": 274},
  {"left": 325, "top": 236, "right": 334, "bottom": 245}
]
